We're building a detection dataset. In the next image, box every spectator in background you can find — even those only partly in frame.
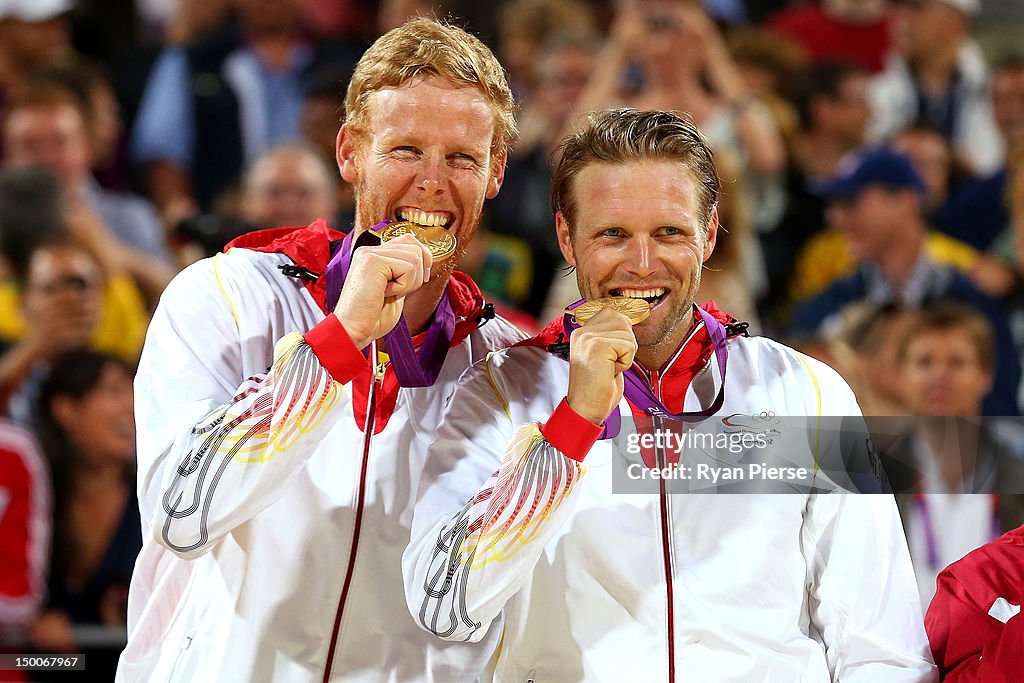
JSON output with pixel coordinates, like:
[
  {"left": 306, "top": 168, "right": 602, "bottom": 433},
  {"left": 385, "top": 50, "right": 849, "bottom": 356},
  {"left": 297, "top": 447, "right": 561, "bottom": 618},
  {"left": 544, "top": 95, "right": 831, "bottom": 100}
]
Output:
[
  {"left": 791, "top": 147, "right": 1021, "bottom": 416},
  {"left": 774, "top": 60, "right": 872, "bottom": 319},
  {"left": 0, "top": 420, "right": 49, "bottom": 635},
  {"left": 725, "top": 27, "right": 807, "bottom": 149},
  {"left": 0, "top": 243, "right": 104, "bottom": 426},
  {"left": 0, "top": 168, "right": 150, "bottom": 423},
  {"left": 868, "top": 0, "right": 1003, "bottom": 175},
  {"left": 926, "top": 524, "right": 1024, "bottom": 682},
  {"left": 890, "top": 124, "right": 1018, "bottom": 299},
  {"left": 840, "top": 303, "right": 914, "bottom": 415},
  {"left": 887, "top": 302, "right": 1024, "bottom": 606},
  {"left": 0, "top": 0, "right": 74, "bottom": 117},
  {"left": 27, "top": 61, "right": 133, "bottom": 193},
  {"left": 700, "top": 150, "right": 761, "bottom": 330},
  {"left": 29, "top": 350, "right": 140, "bottom": 675},
  {"left": 3, "top": 84, "right": 175, "bottom": 302},
  {"left": 938, "top": 57, "right": 1024, "bottom": 271},
  {"left": 240, "top": 144, "right": 338, "bottom": 229},
  {"left": 146, "top": 0, "right": 234, "bottom": 47},
  {"left": 173, "top": 143, "right": 342, "bottom": 263},
  {"left": 131, "top": 0, "right": 360, "bottom": 221},
  {"left": 767, "top": 0, "right": 892, "bottom": 74},
  {"left": 0, "top": 166, "right": 64, "bottom": 277},
  {"left": 489, "top": 33, "right": 599, "bottom": 316},
  {"left": 497, "top": 0, "right": 597, "bottom": 103},
  {"left": 790, "top": 136, "right": 985, "bottom": 307},
  {"left": 575, "top": 0, "right": 785, "bottom": 183},
  {"left": 893, "top": 124, "right": 969, "bottom": 221},
  {"left": 301, "top": 64, "right": 355, "bottom": 228}
]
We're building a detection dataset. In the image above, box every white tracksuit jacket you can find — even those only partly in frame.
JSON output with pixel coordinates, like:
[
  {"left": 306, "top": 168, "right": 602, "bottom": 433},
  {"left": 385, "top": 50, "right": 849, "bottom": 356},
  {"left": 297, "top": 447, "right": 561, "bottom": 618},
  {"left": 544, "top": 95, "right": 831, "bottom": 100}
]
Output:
[
  {"left": 404, "top": 317, "right": 938, "bottom": 682},
  {"left": 115, "top": 238, "right": 523, "bottom": 682}
]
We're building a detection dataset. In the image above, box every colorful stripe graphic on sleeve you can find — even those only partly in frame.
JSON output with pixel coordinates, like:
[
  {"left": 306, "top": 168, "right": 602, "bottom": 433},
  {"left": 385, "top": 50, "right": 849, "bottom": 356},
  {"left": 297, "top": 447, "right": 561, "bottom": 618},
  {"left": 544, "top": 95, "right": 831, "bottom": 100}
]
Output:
[
  {"left": 418, "top": 424, "right": 584, "bottom": 640},
  {"left": 159, "top": 332, "right": 342, "bottom": 554}
]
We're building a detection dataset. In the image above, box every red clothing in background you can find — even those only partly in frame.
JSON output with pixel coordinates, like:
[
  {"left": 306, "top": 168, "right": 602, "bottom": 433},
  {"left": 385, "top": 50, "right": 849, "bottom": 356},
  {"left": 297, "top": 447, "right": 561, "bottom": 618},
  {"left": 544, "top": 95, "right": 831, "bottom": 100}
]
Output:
[
  {"left": 926, "top": 525, "right": 1024, "bottom": 682},
  {"left": 768, "top": 5, "right": 892, "bottom": 73}
]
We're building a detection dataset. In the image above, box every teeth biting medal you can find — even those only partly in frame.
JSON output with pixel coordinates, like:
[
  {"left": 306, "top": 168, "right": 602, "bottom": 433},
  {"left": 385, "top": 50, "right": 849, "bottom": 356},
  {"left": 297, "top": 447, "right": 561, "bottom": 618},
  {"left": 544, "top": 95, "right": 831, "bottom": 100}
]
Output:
[
  {"left": 373, "top": 220, "right": 457, "bottom": 263},
  {"left": 569, "top": 297, "right": 652, "bottom": 325}
]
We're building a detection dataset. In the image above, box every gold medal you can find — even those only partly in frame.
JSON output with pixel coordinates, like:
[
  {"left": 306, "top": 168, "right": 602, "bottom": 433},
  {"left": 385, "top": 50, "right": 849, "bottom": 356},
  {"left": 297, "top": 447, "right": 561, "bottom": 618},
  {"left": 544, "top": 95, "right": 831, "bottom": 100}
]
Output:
[
  {"left": 569, "top": 297, "right": 651, "bottom": 325},
  {"left": 375, "top": 221, "right": 458, "bottom": 263}
]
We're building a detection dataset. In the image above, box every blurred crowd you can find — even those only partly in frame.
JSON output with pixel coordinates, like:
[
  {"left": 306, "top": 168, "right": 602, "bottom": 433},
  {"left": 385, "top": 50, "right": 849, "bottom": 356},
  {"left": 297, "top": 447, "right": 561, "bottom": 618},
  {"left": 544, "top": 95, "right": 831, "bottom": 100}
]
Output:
[{"left": 2, "top": 0, "right": 1024, "bottom": 678}]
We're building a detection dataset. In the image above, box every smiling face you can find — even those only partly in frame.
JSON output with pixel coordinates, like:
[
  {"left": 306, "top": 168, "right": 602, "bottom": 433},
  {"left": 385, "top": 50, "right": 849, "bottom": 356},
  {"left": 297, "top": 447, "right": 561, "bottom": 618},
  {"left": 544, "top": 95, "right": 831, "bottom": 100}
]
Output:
[
  {"left": 336, "top": 77, "right": 505, "bottom": 277},
  {"left": 557, "top": 160, "right": 717, "bottom": 368},
  {"left": 52, "top": 361, "right": 136, "bottom": 464}
]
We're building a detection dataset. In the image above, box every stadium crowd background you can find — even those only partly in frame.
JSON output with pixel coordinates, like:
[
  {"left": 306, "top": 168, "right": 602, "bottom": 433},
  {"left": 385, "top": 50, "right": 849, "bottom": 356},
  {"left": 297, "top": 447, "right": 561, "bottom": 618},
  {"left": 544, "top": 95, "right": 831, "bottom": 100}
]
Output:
[{"left": 2, "top": 0, "right": 1024, "bottom": 679}]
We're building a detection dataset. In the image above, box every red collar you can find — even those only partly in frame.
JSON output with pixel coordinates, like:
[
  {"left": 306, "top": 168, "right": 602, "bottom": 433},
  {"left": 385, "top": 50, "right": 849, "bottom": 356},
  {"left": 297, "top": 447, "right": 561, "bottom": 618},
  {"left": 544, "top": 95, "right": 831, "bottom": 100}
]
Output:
[
  {"left": 519, "top": 300, "right": 737, "bottom": 351},
  {"left": 518, "top": 300, "right": 740, "bottom": 414}
]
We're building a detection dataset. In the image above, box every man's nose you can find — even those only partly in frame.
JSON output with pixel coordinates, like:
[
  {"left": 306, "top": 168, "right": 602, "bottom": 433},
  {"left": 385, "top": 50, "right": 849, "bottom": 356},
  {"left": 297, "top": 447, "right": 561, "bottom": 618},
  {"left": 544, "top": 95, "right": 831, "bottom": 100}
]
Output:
[
  {"left": 623, "top": 235, "right": 656, "bottom": 277},
  {"left": 417, "top": 153, "right": 446, "bottom": 196}
]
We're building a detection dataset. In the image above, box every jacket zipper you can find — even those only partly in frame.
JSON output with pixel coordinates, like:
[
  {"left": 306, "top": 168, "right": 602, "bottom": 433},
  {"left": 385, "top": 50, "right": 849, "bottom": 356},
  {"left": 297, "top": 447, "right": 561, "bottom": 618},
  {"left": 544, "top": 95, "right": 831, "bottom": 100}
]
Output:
[
  {"left": 653, "top": 411, "right": 676, "bottom": 681},
  {"left": 322, "top": 346, "right": 382, "bottom": 682}
]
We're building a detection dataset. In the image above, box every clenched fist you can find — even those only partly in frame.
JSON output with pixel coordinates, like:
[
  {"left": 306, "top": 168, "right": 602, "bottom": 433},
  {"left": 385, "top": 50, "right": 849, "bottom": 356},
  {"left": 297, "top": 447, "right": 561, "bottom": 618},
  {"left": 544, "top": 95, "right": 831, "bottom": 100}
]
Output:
[
  {"left": 566, "top": 307, "right": 638, "bottom": 425},
  {"left": 334, "top": 233, "right": 432, "bottom": 349}
]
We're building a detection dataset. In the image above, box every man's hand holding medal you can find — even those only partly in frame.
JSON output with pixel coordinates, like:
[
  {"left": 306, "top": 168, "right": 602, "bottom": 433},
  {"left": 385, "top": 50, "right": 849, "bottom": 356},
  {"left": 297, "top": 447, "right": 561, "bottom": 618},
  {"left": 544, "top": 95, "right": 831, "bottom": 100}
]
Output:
[
  {"left": 334, "top": 221, "right": 457, "bottom": 350},
  {"left": 564, "top": 298, "right": 650, "bottom": 426}
]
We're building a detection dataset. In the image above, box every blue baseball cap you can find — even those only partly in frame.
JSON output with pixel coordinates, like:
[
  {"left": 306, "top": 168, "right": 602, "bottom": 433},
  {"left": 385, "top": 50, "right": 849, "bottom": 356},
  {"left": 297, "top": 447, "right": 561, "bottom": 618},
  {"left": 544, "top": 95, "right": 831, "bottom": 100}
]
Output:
[{"left": 815, "top": 147, "right": 927, "bottom": 200}]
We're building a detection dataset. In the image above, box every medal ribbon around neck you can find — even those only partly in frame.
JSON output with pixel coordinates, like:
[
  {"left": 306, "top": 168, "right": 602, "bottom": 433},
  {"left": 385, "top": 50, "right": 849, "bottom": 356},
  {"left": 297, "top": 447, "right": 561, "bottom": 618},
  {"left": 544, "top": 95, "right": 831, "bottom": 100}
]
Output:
[
  {"left": 324, "top": 221, "right": 455, "bottom": 388},
  {"left": 562, "top": 299, "right": 730, "bottom": 439}
]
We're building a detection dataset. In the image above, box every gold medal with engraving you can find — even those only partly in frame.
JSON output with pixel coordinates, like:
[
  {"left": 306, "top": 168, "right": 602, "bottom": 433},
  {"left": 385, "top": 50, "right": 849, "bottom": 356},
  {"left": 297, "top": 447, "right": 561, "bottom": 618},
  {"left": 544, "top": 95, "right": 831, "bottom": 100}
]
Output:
[
  {"left": 376, "top": 220, "right": 458, "bottom": 263},
  {"left": 569, "top": 297, "right": 651, "bottom": 325}
]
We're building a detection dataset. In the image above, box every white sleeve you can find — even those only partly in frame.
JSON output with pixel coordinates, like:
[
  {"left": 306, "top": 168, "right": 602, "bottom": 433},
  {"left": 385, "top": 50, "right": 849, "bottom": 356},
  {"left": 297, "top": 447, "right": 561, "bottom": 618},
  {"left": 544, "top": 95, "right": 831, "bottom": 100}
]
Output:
[
  {"left": 403, "top": 356, "right": 587, "bottom": 643},
  {"left": 801, "top": 358, "right": 937, "bottom": 681},
  {"left": 135, "top": 257, "right": 357, "bottom": 559},
  {"left": 803, "top": 495, "right": 937, "bottom": 681}
]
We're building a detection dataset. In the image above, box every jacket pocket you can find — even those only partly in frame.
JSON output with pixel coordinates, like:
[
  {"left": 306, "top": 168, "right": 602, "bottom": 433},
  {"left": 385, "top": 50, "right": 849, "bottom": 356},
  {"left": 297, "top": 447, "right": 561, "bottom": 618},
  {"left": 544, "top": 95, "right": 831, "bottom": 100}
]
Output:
[{"left": 166, "top": 635, "right": 193, "bottom": 682}]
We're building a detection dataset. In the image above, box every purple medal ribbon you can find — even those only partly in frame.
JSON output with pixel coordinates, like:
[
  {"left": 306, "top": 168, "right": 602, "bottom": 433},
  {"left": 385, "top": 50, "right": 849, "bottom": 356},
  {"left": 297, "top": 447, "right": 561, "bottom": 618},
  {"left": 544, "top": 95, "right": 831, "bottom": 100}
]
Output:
[
  {"left": 562, "top": 300, "right": 730, "bottom": 438},
  {"left": 324, "top": 222, "right": 455, "bottom": 387},
  {"left": 914, "top": 492, "right": 1001, "bottom": 571}
]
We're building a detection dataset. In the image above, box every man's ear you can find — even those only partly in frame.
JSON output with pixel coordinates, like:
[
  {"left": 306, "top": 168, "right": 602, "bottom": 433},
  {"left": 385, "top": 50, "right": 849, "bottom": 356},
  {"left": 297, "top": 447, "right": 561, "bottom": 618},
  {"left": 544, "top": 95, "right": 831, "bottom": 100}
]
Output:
[
  {"left": 703, "top": 205, "right": 720, "bottom": 263},
  {"left": 337, "top": 124, "right": 360, "bottom": 183},
  {"left": 486, "top": 145, "right": 507, "bottom": 199},
  {"left": 555, "top": 211, "right": 576, "bottom": 267}
]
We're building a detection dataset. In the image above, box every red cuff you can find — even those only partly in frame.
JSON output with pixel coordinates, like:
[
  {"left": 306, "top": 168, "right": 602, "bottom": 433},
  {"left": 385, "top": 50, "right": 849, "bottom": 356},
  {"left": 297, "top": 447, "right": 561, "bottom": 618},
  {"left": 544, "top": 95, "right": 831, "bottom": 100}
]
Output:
[
  {"left": 303, "top": 314, "right": 369, "bottom": 384},
  {"left": 540, "top": 398, "right": 603, "bottom": 462}
]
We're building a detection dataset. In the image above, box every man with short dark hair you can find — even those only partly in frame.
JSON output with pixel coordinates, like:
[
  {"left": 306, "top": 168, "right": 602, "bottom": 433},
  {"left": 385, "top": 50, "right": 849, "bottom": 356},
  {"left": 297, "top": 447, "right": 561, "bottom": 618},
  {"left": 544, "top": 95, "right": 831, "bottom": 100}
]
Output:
[
  {"left": 868, "top": 0, "right": 1001, "bottom": 174},
  {"left": 791, "top": 147, "right": 1021, "bottom": 416}
]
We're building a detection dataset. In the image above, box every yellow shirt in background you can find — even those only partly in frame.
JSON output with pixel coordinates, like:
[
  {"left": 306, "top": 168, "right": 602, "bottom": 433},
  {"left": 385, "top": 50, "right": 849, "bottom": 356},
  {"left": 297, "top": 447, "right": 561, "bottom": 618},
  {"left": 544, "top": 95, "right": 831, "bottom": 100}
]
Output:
[
  {"left": 0, "top": 275, "right": 150, "bottom": 362},
  {"left": 790, "top": 229, "right": 980, "bottom": 302}
]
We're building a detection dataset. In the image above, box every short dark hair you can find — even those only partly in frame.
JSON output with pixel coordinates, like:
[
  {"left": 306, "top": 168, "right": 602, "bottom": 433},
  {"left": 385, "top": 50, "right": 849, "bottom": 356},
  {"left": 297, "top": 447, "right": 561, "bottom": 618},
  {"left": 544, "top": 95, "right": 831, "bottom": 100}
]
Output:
[
  {"left": 551, "top": 108, "right": 720, "bottom": 233},
  {"left": 795, "top": 60, "right": 868, "bottom": 130},
  {"left": 897, "top": 300, "right": 995, "bottom": 372},
  {"left": 0, "top": 166, "right": 66, "bottom": 277}
]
